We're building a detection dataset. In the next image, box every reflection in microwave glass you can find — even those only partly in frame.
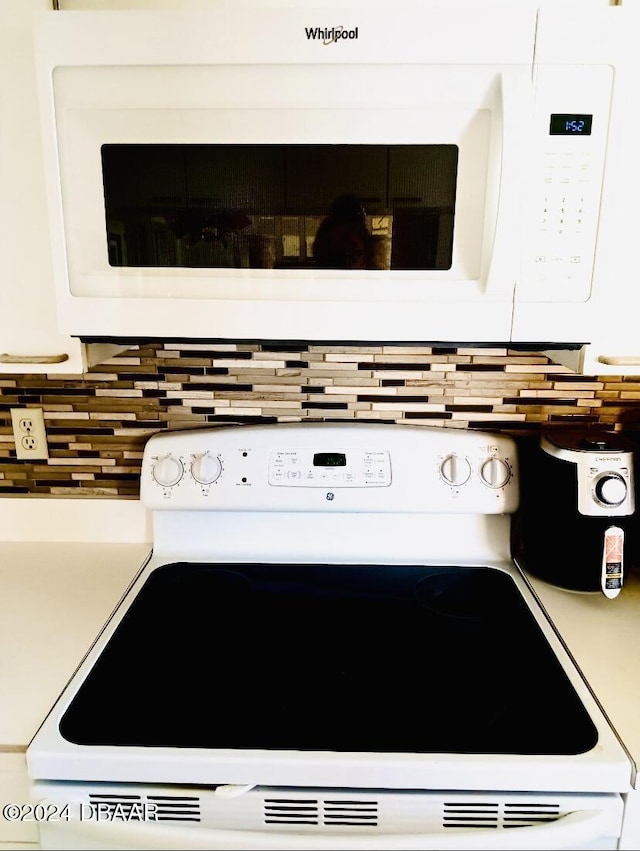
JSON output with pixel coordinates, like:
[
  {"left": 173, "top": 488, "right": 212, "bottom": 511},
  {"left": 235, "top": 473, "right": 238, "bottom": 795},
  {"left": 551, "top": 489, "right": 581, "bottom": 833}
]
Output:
[{"left": 101, "top": 143, "right": 458, "bottom": 272}]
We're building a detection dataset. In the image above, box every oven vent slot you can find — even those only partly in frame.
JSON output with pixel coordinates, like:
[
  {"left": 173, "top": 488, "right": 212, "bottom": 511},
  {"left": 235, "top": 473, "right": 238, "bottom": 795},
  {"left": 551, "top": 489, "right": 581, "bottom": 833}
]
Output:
[
  {"left": 443, "top": 801, "right": 561, "bottom": 830},
  {"left": 323, "top": 799, "right": 379, "bottom": 827},
  {"left": 503, "top": 802, "right": 561, "bottom": 828},
  {"left": 264, "top": 798, "right": 379, "bottom": 828},
  {"left": 443, "top": 802, "right": 500, "bottom": 829},
  {"left": 264, "top": 798, "right": 319, "bottom": 825},
  {"left": 87, "top": 793, "right": 201, "bottom": 823},
  {"left": 147, "top": 795, "right": 201, "bottom": 823}
]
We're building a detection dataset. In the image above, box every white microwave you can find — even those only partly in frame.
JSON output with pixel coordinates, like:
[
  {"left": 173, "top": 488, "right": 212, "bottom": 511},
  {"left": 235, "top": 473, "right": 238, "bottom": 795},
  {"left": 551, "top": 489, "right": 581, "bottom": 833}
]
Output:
[{"left": 34, "top": 1, "right": 624, "bottom": 344}]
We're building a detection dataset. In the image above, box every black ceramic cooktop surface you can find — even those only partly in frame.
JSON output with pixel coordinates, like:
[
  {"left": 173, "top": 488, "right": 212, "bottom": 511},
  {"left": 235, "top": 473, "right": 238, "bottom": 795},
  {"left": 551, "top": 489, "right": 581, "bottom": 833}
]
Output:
[{"left": 59, "top": 562, "right": 598, "bottom": 755}]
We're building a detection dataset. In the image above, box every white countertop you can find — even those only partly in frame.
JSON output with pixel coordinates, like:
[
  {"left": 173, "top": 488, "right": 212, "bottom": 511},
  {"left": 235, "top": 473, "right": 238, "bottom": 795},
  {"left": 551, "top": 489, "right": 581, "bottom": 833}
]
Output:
[
  {"left": 527, "top": 568, "right": 640, "bottom": 784},
  {"left": 0, "top": 540, "right": 151, "bottom": 749},
  {"left": 0, "top": 497, "right": 151, "bottom": 750}
]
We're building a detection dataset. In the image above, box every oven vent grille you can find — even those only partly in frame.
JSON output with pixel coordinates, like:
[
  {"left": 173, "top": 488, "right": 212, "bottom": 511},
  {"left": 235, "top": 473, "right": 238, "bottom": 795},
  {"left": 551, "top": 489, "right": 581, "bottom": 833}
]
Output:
[
  {"left": 443, "top": 801, "right": 561, "bottom": 829},
  {"left": 264, "top": 797, "right": 379, "bottom": 828},
  {"left": 502, "top": 802, "right": 562, "bottom": 828},
  {"left": 87, "top": 793, "right": 201, "bottom": 823}
]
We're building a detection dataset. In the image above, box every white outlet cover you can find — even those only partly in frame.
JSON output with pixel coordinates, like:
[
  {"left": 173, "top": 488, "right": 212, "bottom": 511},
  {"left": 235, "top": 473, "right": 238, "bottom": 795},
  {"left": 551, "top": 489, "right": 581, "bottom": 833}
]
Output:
[{"left": 10, "top": 408, "right": 49, "bottom": 460}]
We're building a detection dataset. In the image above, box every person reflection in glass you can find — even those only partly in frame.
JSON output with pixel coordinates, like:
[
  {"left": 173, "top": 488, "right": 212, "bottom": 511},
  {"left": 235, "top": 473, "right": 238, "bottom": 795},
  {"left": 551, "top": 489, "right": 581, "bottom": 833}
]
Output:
[{"left": 313, "top": 194, "right": 375, "bottom": 270}]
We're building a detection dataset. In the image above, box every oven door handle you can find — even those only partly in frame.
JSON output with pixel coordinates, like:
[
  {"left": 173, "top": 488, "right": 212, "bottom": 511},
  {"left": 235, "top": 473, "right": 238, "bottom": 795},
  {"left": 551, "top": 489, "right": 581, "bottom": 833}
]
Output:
[{"left": 35, "top": 800, "right": 618, "bottom": 850}]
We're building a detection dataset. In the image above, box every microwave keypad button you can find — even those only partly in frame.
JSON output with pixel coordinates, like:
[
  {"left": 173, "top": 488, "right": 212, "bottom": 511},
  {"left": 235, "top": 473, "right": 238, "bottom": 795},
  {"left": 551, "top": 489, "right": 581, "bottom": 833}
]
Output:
[{"left": 536, "top": 168, "right": 596, "bottom": 289}]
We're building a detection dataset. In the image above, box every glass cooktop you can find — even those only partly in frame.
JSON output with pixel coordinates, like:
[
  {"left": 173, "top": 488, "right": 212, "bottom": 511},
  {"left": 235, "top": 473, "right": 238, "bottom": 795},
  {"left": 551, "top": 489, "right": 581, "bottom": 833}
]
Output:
[{"left": 59, "top": 562, "right": 598, "bottom": 755}]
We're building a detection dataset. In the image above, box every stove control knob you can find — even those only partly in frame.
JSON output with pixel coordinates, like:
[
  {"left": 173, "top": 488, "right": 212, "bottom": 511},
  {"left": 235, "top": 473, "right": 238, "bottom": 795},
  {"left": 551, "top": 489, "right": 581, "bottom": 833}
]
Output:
[
  {"left": 480, "top": 457, "right": 511, "bottom": 489},
  {"left": 152, "top": 454, "right": 184, "bottom": 488},
  {"left": 191, "top": 452, "right": 222, "bottom": 485},
  {"left": 440, "top": 454, "right": 471, "bottom": 486},
  {"left": 594, "top": 472, "right": 628, "bottom": 507}
]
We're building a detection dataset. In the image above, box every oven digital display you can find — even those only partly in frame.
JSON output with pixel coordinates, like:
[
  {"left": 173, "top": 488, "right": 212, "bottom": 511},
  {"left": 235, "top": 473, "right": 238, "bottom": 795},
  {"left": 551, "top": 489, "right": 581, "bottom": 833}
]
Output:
[
  {"left": 549, "top": 114, "right": 593, "bottom": 136},
  {"left": 313, "top": 452, "right": 347, "bottom": 467}
]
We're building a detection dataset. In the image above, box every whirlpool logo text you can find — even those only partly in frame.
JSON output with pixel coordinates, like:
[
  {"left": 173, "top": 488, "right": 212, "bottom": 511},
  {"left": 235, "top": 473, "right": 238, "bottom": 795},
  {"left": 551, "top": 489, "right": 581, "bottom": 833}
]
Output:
[{"left": 305, "top": 26, "right": 359, "bottom": 45}]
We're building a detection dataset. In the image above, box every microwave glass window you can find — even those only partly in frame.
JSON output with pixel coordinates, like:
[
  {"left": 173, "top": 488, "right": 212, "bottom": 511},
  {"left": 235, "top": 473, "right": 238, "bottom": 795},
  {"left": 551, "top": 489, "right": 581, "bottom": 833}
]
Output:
[{"left": 101, "top": 144, "right": 458, "bottom": 272}]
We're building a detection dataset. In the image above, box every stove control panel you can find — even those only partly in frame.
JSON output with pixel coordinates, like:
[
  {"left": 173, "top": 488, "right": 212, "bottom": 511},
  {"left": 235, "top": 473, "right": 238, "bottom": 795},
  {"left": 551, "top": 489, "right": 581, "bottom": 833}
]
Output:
[
  {"left": 268, "top": 449, "right": 391, "bottom": 488},
  {"left": 141, "top": 423, "right": 519, "bottom": 514}
]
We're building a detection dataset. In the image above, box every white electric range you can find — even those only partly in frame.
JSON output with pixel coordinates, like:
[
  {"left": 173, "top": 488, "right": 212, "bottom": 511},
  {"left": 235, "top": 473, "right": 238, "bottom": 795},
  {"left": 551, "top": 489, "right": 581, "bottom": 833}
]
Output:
[{"left": 27, "top": 423, "right": 633, "bottom": 849}]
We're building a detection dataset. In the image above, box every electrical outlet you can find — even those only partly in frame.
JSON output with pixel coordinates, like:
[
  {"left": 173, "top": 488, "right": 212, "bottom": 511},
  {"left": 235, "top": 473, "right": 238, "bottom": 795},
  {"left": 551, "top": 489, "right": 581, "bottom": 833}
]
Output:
[{"left": 10, "top": 408, "right": 49, "bottom": 460}]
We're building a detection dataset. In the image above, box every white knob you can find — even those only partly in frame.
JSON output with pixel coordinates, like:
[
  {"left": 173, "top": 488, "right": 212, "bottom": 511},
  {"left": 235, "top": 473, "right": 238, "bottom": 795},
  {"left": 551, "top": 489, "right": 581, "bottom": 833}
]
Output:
[
  {"left": 480, "top": 457, "right": 510, "bottom": 489},
  {"left": 440, "top": 454, "right": 471, "bottom": 486},
  {"left": 595, "top": 473, "right": 627, "bottom": 507},
  {"left": 152, "top": 454, "right": 183, "bottom": 488},
  {"left": 191, "top": 452, "right": 222, "bottom": 485}
]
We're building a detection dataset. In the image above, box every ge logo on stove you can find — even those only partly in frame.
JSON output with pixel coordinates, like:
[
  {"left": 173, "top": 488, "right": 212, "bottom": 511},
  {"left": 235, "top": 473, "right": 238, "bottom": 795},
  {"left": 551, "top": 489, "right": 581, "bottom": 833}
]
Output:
[{"left": 326, "top": 492, "right": 335, "bottom": 501}]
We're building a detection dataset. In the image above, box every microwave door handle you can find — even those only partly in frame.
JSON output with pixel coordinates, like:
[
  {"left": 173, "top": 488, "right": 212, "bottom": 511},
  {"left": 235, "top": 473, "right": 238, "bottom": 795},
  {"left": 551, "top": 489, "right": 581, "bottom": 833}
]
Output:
[
  {"left": 486, "top": 68, "right": 532, "bottom": 297},
  {"left": 34, "top": 800, "right": 617, "bottom": 850}
]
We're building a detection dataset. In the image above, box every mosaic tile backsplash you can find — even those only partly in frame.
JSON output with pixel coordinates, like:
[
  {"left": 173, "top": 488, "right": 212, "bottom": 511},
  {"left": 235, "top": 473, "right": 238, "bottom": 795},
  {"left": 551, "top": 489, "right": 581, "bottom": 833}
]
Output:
[{"left": 1, "top": 341, "right": 640, "bottom": 498}]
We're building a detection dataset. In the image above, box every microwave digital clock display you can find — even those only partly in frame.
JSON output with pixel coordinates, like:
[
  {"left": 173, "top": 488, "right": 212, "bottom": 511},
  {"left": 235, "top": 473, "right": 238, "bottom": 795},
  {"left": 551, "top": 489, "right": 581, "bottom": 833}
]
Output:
[{"left": 549, "top": 114, "right": 593, "bottom": 136}]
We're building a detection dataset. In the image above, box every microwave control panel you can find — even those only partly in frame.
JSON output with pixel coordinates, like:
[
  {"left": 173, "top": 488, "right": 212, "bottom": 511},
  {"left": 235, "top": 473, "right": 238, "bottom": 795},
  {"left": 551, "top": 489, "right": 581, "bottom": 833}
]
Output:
[{"left": 519, "top": 65, "right": 613, "bottom": 303}]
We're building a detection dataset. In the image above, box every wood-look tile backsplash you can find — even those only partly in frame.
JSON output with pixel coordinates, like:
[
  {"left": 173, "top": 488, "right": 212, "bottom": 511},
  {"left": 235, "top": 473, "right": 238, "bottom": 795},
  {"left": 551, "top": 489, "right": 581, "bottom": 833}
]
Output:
[{"left": 1, "top": 342, "right": 640, "bottom": 498}]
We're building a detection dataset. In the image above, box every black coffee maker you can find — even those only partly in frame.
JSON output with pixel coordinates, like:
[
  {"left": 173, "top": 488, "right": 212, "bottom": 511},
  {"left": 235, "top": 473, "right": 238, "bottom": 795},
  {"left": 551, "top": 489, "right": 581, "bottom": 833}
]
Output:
[{"left": 513, "top": 430, "right": 637, "bottom": 597}]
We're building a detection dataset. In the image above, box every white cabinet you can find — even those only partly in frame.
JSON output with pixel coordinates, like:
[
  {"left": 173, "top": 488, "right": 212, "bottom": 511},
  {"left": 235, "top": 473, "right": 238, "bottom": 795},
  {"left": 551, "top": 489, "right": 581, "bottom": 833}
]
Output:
[
  {"left": 580, "top": 150, "right": 640, "bottom": 374},
  {"left": 0, "top": 0, "right": 122, "bottom": 375},
  {"left": 574, "top": 3, "right": 640, "bottom": 376},
  {"left": 0, "top": 0, "right": 83, "bottom": 373}
]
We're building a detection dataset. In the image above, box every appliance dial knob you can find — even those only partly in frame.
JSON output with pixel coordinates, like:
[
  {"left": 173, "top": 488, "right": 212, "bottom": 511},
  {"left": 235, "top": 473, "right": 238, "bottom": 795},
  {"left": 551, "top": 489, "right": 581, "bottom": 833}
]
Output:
[
  {"left": 480, "top": 457, "right": 511, "bottom": 489},
  {"left": 191, "top": 452, "right": 223, "bottom": 485},
  {"left": 152, "top": 454, "right": 183, "bottom": 488},
  {"left": 440, "top": 454, "right": 471, "bottom": 486},
  {"left": 594, "top": 472, "right": 628, "bottom": 507}
]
